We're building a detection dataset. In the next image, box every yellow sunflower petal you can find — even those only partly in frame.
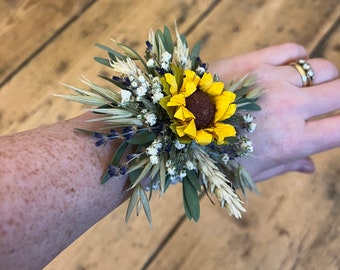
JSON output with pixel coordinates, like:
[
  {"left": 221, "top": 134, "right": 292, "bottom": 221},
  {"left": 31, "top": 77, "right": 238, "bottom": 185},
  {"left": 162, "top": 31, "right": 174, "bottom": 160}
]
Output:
[
  {"left": 175, "top": 123, "right": 187, "bottom": 137},
  {"left": 165, "top": 73, "right": 178, "bottom": 96},
  {"left": 174, "top": 106, "right": 195, "bottom": 121},
  {"left": 214, "top": 91, "right": 236, "bottom": 122},
  {"left": 167, "top": 93, "right": 186, "bottom": 107},
  {"left": 182, "top": 80, "right": 197, "bottom": 97},
  {"left": 184, "top": 70, "right": 197, "bottom": 81},
  {"left": 206, "top": 81, "right": 224, "bottom": 96},
  {"left": 212, "top": 122, "right": 236, "bottom": 145},
  {"left": 182, "top": 107, "right": 195, "bottom": 119},
  {"left": 183, "top": 119, "right": 197, "bottom": 138},
  {"left": 182, "top": 70, "right": 200, "bottom": 91},
  {"left": 195, "top": 129, "right": 213, "bottom": 145},
  {"left": 198, "top": 72, "right": 213, "bottom": 91}
]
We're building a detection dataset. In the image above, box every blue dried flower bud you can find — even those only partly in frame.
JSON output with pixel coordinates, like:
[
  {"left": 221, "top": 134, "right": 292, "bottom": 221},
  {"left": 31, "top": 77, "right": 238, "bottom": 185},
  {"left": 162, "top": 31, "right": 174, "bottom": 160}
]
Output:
[
  {"left": 122, "top": 127, "right": 135, "bottom": 140},
  {"left": 145, "top": 40, "right": 153, "bottom": 53},
  {"left": 107, "top": 130, "right": 119, "bottom": 140},
  {"left": 120, "top": 166, "right": 127, "bottom": 175},
  {"left": 108, "top": 165, "right": 119, "bottom": 177}
]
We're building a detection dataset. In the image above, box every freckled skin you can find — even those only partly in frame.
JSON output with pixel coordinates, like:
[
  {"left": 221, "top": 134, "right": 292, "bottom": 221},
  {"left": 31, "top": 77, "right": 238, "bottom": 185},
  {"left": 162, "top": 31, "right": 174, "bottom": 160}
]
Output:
[{"left": 0, "top": 113, "right": 130, "bottom": 270}]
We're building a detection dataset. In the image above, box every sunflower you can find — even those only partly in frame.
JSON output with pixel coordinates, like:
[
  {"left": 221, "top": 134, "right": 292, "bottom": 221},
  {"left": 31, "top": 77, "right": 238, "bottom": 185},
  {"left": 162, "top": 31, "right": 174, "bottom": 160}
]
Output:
[{"left": 160, "top": 70, "right": 236, "bottom": 145}]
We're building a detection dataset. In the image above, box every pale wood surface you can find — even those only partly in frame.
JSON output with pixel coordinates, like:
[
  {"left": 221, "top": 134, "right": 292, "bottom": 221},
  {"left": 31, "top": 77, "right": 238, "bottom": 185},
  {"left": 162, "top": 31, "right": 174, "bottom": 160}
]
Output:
[{"left": 0, "top": 0, "right": 339, "bottom": 269}]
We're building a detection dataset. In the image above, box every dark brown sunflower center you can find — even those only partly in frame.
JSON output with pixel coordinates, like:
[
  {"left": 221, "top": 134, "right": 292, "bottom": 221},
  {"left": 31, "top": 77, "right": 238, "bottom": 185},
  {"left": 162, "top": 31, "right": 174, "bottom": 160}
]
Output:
[{"left": 185, "top": 90, "right": 215, "bottom": 129}]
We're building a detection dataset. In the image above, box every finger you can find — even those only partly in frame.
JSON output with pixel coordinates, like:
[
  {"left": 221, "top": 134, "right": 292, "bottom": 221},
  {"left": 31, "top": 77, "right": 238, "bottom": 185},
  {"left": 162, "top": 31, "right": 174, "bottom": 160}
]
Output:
[
  {"left": 301, "top": 114, "right": 340, "bottom": 156},
  {"left": 259, "top": 43, "right": 308, "bottom": 66},
  {"left": 253, "top": 157, "right": 315, "bottom": 182},
  {"left": 208, "top": 43, "right": 308, "bottom": 79},
  {"left": 288, "top": 58, "right": 339, "bottom": 87},
  {"left": 300, "top": 79, "right": 340, "bottom": 119}
]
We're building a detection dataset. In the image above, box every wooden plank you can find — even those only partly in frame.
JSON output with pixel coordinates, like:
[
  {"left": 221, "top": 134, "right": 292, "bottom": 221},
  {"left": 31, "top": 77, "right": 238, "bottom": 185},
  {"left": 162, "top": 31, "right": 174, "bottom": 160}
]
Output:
[
  {"left": 0, "top": 0, "right": 94, "bottom": 84},
  {"left": 188, "top": 0, "right": 340, "bottom": 60},
  {"left": 146, "top": 1, "right": 340, "bottom": 269},
  {"left": 0, "top": 1, "right": 217, "bottom": 269}
]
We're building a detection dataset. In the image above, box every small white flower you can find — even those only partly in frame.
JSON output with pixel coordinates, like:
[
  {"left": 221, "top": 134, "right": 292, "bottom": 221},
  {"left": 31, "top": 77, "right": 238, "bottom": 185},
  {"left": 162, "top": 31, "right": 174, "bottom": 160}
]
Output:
[
  {"left": 247, "top": 122, "right": 256, "bottom": 133},
  {"left": 221, "top": 154, "right": 230, "bottom": 164},
  {"left": 161, "top": 51, "right": 172, "bottom": 62},
  {"left": 149, "top": 155, "right": 159, "bottom": 165},
  {"left": 138, "top": 75, "right": 146, "bottom": 84},
  {"left": 174, "top": 140, "right": 186, "bottom": 150},
  {"left": 144, "top": 112, "right": 157, "bottom": 126},
  {"left": 186, "top": 160, "right": 196, "bottom": 170},
  {"left": 241, "top": 140, "right": 253, "bottom": 153},
  {"left": 120, "top": 89, "right": 132, "bottom": 104},
  {"left": 146, "top": 58, "right": 155, "bottom": 68},
  {"left": 146, "top": 145, "right": 158, "bottom": 156},
  {"left": 161, "top": 61, "right": 169, "bottom": 71},
  {"left": 179, "top": 169, "right": 187, "bottom": 179},
  {"left": 131, "top": 81, "right": 138, "bottom": 89},
  {"left": 166, "top": 160, "right": 172, "bottom": 167},
  {"left": 243, "top": 113, "right": 254, "bottom": 123},
  {"left": 196, "top": 66, "right": 206, "bottom": 76},
  {"left": 136, "top": 86, "right": 147, "bottom": 97},
  {"left": 167, "top": 166, "right": 177, "bottom": 176},
  {"left": 151, "top": 91, "right": 164, "bottom": 103}
]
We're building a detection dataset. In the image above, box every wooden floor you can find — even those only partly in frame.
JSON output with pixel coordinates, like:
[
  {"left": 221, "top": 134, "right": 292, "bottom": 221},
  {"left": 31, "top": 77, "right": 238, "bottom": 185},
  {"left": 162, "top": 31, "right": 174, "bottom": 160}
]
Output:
[{"left": 1, "top": 0, "right": 339, "bottom": 269}]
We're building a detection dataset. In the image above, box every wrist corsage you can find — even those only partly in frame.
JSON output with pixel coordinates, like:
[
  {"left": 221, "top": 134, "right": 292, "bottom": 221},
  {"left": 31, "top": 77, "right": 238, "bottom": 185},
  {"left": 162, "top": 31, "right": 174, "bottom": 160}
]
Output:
[{"left": 55, "top": 23, "right": 262, "bottom": 224}]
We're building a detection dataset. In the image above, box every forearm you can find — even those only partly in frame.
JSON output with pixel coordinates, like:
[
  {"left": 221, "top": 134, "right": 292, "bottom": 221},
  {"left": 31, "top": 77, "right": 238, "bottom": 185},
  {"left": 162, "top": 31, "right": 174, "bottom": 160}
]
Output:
[{"left": 0, "top": 113, "right": 130, "bottom": 270}]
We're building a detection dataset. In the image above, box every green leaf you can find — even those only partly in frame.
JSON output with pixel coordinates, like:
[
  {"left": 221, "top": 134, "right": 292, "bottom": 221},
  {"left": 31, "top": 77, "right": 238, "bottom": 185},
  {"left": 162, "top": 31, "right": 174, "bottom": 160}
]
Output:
[
  {"left": 125, "top": 187, "right": 140, "bottom": 223},
  {"left": 234, "top": 86, "right": 251, "bottom": 98},
  {"left": 159, "top": 153, "right": 167, "bottom": 193},
  {"left": 182, "top": 178, "right": 200, "bottom": 222},
  {"left": 127, "top": 130, "right": 156, "bottom": 145},
  {"left": 116, "top": 43, "right": 141, "bottom": 60},
  {"left": 190, "top": 41, "right": 201, "bottom": 69},
  {"left": 155, "top": 29, "right": 165, "bottom": 50},
  {"left": 180, "top": 34, "right": 188, "bottom": 47},
  {"left": 186, "top": 169, "right": 201, "bottom": 192},
  {"left": 100, "top": 141, "right": 129, "bottom": 184},
  {"left": 93, "top": 56, "right": 111, "bottom": 68},
  {"left": 162, "top": 25, "right": 174, "bottom": 54},
  {"left": 95, "top": 43, "right": 126, "bottom": 61},
  {"left": 129, "top": 168, "right": 143, "bottom": 184},
  {"left": 237, "top": 103, "right": 261, "bottom": 111},
  {"left": 139, "top": 186, "right": 152, "bottom": 225},
  {"left": 112, "top": 141, "right": 129, "bottom": 166},
  {"left": 53, "top": 93, "right": 106, "bottom": 106},
  {"left": 130, "top": 160, "right": 153, "bottom": 189}
]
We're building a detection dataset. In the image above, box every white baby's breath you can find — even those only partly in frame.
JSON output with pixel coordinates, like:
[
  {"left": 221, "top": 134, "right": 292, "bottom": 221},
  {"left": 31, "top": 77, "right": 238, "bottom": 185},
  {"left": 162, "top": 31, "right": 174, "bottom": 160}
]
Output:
[
  {"left": 186, "top": 160, "right": 196, "bottom": 170},
  {"left": 147, "top": 58, "right": 155, "bottom": 68},
  {"left": 144, "top": 112, "right": 157, "bottom": 126},
  {"left": 174, "top": 139, "right": 186, "bottom": 150},
  {"left": 149, "top": 155, "right": 159, "bottom": 165},
  {"left": 120, "top": 89, "right": 132, "bottom": 104}
]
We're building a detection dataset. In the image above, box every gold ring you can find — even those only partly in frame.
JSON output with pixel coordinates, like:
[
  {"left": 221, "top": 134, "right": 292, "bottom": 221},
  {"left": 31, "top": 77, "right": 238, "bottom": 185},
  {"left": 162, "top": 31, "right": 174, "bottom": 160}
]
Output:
[{"left": 290, "top": 59, "right": 314, "bottom": 87}]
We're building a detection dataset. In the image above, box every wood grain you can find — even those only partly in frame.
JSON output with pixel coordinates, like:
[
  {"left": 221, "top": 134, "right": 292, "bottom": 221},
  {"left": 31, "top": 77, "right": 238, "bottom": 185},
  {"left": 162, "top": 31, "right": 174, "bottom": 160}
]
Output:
[
  {"left": 0, "top": 0, "right": 338, "bottom": 269},
  {"left": 0, "top": 0, "right": 95, "bottom": 85}
]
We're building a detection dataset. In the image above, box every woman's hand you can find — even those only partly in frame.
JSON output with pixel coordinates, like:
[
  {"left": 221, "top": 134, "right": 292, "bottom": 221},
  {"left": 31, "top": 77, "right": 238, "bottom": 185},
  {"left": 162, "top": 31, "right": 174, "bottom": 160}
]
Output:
[{"left": 209, "top": 43, "right": 340, "bottom": 181}]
